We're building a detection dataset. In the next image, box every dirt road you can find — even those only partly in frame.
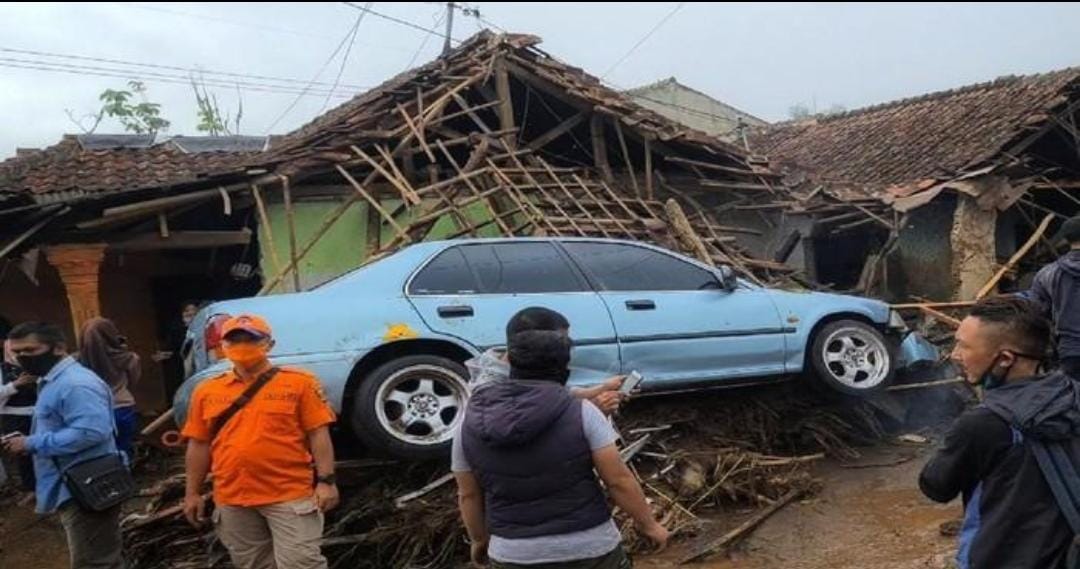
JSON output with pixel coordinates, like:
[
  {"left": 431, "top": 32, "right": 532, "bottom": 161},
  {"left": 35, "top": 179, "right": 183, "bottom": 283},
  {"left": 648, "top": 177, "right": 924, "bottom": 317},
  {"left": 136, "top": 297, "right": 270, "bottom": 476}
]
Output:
[
  {"left": 0, "top": 445, "right": 960, "bottom": 569},
  {"left": 641, "top": 445, "right": 959, "bottom": 569}
]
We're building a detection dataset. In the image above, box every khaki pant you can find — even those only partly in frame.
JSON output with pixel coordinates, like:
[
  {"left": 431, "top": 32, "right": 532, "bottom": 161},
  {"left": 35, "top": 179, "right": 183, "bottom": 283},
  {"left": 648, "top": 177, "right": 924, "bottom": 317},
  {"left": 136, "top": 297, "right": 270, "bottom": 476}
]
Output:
[
  {"left": 57, "top": 501, "right": 124, "bottom": 569},
  {"left": 214, "top": 497, "right": 327, "bottom": 569}
]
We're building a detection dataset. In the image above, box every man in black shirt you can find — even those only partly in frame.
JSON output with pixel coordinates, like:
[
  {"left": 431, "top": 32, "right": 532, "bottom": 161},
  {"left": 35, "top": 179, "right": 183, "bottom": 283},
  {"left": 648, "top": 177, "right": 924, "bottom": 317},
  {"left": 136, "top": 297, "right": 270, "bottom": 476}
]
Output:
[{"left": 920, "top": 296, "right": 1080, "bottom": 569}]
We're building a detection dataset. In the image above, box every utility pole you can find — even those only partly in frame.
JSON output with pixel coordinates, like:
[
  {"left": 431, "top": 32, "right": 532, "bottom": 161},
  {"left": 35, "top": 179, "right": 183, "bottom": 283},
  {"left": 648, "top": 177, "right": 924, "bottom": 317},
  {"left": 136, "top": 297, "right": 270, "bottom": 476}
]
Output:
[{"left": 442, "top": 2, "right": 455, "bottom": 55}]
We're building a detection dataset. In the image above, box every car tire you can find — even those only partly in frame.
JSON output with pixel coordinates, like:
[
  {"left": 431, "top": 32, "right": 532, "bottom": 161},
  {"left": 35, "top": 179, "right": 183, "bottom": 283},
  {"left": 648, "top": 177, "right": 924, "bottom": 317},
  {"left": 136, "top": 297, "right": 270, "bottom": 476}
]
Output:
[
  {"left": 809, "top": 320, "right": 896, "bottom": 396},
  {"left": 351, "top": 355, "right": 469, "bottom": 461}
]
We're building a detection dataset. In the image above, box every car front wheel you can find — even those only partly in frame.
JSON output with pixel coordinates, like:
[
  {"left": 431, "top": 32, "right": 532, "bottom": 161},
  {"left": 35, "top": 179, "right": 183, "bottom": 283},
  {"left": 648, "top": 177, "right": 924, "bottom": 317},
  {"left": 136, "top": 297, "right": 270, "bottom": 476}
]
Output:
[
  {"left": 351, "top": 355, "right": 469, "bottom": 460},
  {"left": 809, "top": 320, "right": 895, "bottom": 396}
]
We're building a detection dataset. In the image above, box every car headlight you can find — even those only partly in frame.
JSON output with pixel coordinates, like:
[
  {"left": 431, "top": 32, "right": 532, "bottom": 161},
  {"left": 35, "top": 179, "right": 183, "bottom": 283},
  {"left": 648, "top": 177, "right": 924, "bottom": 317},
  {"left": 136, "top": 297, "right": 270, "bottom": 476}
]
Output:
[{"left": 888, "top": 309, "right": 909, "bottom": 332}]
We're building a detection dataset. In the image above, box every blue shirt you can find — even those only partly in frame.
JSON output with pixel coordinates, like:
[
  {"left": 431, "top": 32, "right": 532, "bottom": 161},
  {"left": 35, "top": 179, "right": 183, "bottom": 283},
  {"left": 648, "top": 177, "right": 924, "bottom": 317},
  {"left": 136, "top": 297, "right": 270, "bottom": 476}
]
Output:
[{"left": 25, "top": 356, "right": 118, "bottom": 513}]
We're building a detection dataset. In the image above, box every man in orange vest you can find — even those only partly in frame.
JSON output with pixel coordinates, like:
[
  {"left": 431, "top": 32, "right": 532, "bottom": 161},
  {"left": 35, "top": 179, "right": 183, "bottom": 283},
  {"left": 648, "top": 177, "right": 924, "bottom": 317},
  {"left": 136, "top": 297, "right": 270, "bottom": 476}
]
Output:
[{"left": 182, "top": 314, "right": 338, "bottom": 569}]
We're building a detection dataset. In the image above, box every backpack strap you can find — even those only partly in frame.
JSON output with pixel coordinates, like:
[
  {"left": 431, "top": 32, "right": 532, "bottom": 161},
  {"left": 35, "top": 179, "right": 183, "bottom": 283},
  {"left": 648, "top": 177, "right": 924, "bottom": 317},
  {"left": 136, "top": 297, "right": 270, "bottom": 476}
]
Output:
[{"left": 1030, "top": 437, "right": 1080, "bottom": 533}]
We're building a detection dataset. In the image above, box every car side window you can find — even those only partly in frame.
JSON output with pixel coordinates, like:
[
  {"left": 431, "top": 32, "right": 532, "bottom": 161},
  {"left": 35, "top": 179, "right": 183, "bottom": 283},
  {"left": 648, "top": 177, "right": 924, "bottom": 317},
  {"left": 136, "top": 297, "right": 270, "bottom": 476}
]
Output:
[
  {"left": 460, "top": 242, "right": 585, "bottom": 294},
  {"left": 564, "top": 242, "right": 720, "bottom": 292},
  {"left": 408, "top": 248, "right": 479, "bottom": 295}
]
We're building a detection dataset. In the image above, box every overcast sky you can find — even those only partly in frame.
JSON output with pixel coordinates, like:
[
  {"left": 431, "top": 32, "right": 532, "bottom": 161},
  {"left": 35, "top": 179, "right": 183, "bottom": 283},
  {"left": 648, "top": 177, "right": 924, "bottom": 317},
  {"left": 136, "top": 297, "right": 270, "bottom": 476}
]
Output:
[{"left": 1, "top": 2, "right": 1079, "bottom": 158}]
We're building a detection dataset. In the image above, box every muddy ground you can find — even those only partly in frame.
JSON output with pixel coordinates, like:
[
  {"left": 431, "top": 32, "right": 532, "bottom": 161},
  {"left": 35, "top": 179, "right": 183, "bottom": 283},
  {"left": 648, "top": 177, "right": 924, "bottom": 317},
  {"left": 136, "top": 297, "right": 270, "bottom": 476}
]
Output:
[{"left": 1, "top": 443, "right": 959, "bottom": 569}]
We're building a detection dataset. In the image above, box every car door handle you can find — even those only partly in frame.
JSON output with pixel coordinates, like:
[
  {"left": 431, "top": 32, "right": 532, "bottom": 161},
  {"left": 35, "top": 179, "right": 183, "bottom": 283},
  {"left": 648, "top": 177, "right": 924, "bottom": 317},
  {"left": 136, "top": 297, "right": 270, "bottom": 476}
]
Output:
[
  {"left": 625, "top": 299, "right": 655, "bottom": 311},
  {"left": 437, "top": 305, "right": 474, "bottom": 318}
]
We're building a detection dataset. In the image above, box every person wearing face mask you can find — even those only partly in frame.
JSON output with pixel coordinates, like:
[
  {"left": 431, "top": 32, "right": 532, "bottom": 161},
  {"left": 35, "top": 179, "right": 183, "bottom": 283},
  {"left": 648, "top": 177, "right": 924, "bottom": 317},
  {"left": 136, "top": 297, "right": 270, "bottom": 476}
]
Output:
[
  {"left": 1, "top": 317, "right": 38, "bottom": 493},
  {"left": 1, "top": 321, "right": 124, "bottom": 569},
  {"left": 919, "top": 296, "right": 1080, "bottom": 569},
  {"left": 181, "top": 314, "right": 338, "bottom": 569},
  {"left": 453, "top": 307, "right": 668, "bottom": 569}
]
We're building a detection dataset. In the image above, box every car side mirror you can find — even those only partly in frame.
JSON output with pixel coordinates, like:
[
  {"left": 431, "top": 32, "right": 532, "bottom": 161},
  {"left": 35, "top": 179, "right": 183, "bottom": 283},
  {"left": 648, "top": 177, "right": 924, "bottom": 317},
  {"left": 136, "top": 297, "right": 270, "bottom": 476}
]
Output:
[{"left": 718, "top": 265, "right": 737, "bottom": 292}]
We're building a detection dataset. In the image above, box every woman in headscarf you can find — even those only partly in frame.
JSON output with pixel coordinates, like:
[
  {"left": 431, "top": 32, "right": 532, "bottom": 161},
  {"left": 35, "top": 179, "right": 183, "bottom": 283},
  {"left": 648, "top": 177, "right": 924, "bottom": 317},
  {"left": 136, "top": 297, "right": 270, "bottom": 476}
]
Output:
[{"left": 78, "top": 317, "right": 141, "bottom": 458}]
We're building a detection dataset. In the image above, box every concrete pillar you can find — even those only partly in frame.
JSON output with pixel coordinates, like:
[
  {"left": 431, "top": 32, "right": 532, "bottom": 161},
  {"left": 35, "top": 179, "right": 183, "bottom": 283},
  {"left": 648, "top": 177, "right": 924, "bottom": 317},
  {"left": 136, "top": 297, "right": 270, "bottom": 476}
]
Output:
[
  {"left": 43, "top": 244, "right": 107, "bottom": 344},
  {"left": 950, "top": 195, "right": 997, "bottom": 301}
]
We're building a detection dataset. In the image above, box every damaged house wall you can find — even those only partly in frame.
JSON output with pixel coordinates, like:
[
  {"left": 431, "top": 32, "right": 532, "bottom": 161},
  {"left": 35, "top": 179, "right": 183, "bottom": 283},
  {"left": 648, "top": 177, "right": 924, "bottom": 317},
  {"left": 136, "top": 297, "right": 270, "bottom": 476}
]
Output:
[{"left": 751, "top": 67, "right": 1080, "bottom": 301}]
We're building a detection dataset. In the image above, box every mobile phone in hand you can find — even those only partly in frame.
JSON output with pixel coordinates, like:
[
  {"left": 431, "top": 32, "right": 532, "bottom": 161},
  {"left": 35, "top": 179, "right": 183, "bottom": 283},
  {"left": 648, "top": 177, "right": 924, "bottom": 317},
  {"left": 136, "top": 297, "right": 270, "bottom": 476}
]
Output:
[{"left": 620, "top": 371, "right": 645, "bottom": 394}]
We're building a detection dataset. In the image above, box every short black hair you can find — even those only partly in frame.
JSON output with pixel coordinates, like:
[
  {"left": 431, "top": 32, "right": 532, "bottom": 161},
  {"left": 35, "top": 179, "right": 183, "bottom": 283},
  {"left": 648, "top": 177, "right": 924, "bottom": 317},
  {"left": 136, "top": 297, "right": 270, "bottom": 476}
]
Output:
[
  {"left": 8, "top": 321, "right": 67, "bottom": 347},
  {"left": 506, "top": 307, "right": 570, "bottom": 337},
  {"left": 968, "top": 296, "right": 1050, "bottom": 355},
  {"left": 1061, "top": 215, "right": 1080, "bottom": 245}
]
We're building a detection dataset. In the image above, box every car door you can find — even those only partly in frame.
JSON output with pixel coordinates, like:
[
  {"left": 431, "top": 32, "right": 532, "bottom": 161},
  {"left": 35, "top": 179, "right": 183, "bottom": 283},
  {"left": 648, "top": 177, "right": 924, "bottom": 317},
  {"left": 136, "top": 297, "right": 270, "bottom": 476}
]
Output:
[
  {"left": 561, "top": 241, "right": 788, "bottom": 386},
  {"left": 406, "top": 241, "right": 620, "bottom": 387}
]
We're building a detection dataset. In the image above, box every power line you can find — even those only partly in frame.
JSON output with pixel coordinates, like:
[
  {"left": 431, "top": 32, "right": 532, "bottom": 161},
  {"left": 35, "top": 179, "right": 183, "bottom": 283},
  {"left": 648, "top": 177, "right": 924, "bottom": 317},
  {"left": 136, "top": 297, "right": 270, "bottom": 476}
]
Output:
[
  {"left": 0, "top": 58, "right": 355, "bottom": 98},
  {"left": 266, "top": 7, "right": 375, "bottom": 133},
  {"left": 602, "top": 2, "right": 686, "bottom": 79},
  {"left": 341, "top": 2, "right": 463, "bottom": 44},
  {"left": 0, "top": 46, "right": 369, "bottom": 92},
  {"left": 319, "top": 5, "right": 369, "bottom": 114},
  {"left": 404, "top": 8, "right": 448, "bottom": 71},
  {"left": 116, "top": 2, "right": 413, "bottom": 54}
]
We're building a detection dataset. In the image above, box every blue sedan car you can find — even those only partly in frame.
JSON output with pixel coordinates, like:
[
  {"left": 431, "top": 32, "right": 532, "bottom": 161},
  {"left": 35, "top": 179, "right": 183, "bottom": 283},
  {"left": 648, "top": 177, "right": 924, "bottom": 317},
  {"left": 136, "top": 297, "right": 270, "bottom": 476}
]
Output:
[{"left": 175, "top": 238, "right": 936, "bottom": 459}]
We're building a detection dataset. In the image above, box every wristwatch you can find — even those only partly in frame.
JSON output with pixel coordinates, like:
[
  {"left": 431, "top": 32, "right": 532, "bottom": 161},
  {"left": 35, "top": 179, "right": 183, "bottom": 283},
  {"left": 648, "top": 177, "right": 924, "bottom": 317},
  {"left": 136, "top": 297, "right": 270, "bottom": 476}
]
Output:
[{"left": 315, "top": 473, "right": 337, "bottom": 485}]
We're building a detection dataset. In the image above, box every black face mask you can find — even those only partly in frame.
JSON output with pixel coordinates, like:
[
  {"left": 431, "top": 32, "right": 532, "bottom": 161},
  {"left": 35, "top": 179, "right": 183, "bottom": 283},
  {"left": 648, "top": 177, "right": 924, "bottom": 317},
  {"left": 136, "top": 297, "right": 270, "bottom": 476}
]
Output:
[
  {"left": 977, "top": 350, "right": 1043, "bottom": 390},
  {"left": 16, "top": 351, "right": 62, "bottom": 378}
]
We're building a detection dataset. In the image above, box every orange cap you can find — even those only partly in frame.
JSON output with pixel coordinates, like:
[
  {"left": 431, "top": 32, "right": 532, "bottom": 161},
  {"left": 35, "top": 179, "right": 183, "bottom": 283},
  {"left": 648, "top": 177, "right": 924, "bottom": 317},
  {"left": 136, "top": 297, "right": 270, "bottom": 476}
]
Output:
[{"left": 221, "top": 314, "right": 272, "bottom": 339}]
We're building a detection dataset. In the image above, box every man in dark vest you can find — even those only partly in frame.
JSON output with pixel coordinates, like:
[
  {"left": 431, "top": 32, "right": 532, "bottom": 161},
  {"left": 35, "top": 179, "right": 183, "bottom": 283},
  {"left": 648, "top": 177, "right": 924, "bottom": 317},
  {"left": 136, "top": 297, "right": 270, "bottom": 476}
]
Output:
[{"left": 453, "top": 307, "right": 668, "bottom": 569}]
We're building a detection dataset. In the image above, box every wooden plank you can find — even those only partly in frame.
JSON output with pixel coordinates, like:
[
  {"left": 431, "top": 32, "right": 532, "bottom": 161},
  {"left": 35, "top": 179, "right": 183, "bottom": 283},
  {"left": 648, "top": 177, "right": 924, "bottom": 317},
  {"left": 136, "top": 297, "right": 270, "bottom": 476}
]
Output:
[
  {"left": 487, "top": 163, "right": 563, "bottom": 236},
  {"left": 450, "top": 92, "right": 495, "bottom": 135},
  {"left": 920, "top": 305, "right": 962, "bottom": 328},
  {"left": 590, "top": 114, "right": 615, "bottom": 183},
  {"left": 526, "top": 111, "right": 586, "bottom": 151},
  {"left": 892, "top": 300, "right": 975, "bottom": 310},
  {"left": 644, "top": 137, "right": 654, "bottom": 200},
  {"left": 665, "top": 155, "right": 758, "bottom": 177},
  {"left": 613, "top": 120, "right": 640, "bottom": 197},
  {"left": 975, "top": 213, "right": 1054, "bottom": 299},
  {"left": 396, "top": 104, "right": 436, "bottom": 162},
  {"left": 506, "top": 153, "right": 589, "bottom": 236},
  {"left": 435, "top": 141, "right": 515, "bottom": 236},
  {"left": 679, "top": 489, "right": 803, "bottom": 564},
  {"left": 335, "top": 165, "right": 411, "bottom": 242},
  {"left": 494, "top": 57, "right": 516, "bottom": 149},
  {"left": 352, "top": 146, "right": 421, "bottom": 205},
  {"left": 110, "top": 230, "right": 252, "bottom": 251},
  {"left": 251, "top": 184, "right": 282, "bottom": 275},
  {"left": 0, "top": 208, "right": 63, "bottom": 259},
  {"left": 281, "top": 176, "right": 302, "bottom": 293},
  {"left": 259, "top": 192, "right": 363, "bottom": 295},
  {"left": 665, "top": 199, "right": 714, "bottom": 266},
  {"left": 365, "top": 199, "right": 381, "bottom": 261}
]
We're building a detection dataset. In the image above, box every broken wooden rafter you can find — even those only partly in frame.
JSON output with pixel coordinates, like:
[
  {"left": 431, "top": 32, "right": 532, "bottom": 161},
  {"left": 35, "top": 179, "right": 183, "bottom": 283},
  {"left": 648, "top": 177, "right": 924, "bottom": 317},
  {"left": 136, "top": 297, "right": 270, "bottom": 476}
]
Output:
[
  {"left": 678, "top": 488, "right": 804, "bottom": 564},
  {"left": 527, "top": 111, "right": 587, "bottom": 151},
  {"left": 590, "top": 113, "right": 615, "bottom": 183},
  {"left": 437, "top": 141, "right": 515, "bottom": 236},
  {"left": 613, "top": 120, "right": 641, "bottom": 197},
  {"left": 396, "top": 104, "right": 436, "bottom": 162},
  {"left": 975, "top": 213, "right": 1054, "bottom": 299},
  {"left": 281, "top": 175, "right": 302, "bottom": 293},
  {"left": 251, "top": 184, "right": 282, "bottom": 275},
  {"left": 351, "top": 146, "right": 422, "bottom": 205},
  {"left": 335, "top": 165, "right": 412, "bottom": 243}
]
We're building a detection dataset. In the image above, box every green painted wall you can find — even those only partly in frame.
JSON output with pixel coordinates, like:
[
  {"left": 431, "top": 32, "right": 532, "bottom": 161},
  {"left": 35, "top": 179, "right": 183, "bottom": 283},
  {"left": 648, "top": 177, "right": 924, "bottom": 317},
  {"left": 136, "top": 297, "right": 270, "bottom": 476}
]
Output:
[{"left": 260, "top": 197, "right": 513, "bottom": 294}]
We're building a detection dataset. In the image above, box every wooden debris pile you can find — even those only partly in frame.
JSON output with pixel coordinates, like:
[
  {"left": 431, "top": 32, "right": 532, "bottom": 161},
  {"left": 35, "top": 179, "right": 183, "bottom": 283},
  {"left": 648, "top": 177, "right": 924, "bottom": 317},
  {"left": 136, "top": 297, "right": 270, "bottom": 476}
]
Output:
[{"left": 121, "top": 383, "right": 893, "bottom": 568}]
